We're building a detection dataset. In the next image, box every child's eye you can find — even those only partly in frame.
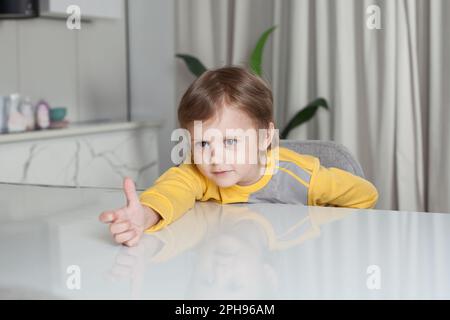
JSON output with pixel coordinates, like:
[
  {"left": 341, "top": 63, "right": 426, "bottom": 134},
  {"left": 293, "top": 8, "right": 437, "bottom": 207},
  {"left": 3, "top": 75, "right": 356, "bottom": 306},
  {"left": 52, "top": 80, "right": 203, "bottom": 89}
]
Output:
[
  {"left": 224, "top": 138, "right": 238, "bottom": 146},
  {"left": 196, "top": 141, "right": 209, "bottom": 148}
]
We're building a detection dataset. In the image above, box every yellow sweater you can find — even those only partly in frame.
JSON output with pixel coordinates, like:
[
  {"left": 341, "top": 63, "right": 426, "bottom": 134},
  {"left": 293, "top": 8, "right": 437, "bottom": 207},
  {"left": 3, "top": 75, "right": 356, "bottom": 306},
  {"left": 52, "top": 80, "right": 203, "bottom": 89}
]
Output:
[{"left": 139, "top": 146, "right": 379, "bottom": 233}]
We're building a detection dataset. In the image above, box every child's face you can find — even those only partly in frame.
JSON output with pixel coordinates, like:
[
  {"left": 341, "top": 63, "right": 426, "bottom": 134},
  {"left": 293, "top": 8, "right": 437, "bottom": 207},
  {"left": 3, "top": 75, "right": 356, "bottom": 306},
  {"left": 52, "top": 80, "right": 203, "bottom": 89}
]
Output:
[{"left": 188, "top": 105, "right": 274, "bottom": 188}]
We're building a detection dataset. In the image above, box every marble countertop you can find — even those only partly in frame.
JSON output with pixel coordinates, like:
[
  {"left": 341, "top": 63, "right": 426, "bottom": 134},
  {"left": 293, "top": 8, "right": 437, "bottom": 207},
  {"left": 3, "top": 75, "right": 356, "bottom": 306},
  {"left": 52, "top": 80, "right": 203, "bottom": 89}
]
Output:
[
  {"left": 0, "top": 182, "right": 449, "bottom": 299},
  {"left": 0, "top": 120, "right": 160, "bottom": 144}
]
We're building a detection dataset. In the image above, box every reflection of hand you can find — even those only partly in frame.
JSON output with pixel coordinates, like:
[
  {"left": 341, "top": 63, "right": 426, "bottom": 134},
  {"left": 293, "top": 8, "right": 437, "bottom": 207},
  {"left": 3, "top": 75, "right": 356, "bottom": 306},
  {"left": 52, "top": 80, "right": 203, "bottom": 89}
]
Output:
[
  {"left": 108, "top": 236, "right": 164, "bottom": 298},
  {"left": 108, "top": 244, "right": 145, "bottom": 298},
  {"left": 99, "top": 177, "right": 161, "bottom": 246}
]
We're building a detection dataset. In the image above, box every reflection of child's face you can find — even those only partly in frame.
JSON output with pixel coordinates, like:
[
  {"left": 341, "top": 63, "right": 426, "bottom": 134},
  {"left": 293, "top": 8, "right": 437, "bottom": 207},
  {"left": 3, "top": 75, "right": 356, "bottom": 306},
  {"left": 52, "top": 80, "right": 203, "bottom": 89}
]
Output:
[
  {"left": 190, "top": 222, "right": 276, "bottom": 299},
  {"left": 189, "top": 105, "right": 268, "bottom": 188},
  {"left": 189, "top": 230, "right": 276, "bottom": 299}
]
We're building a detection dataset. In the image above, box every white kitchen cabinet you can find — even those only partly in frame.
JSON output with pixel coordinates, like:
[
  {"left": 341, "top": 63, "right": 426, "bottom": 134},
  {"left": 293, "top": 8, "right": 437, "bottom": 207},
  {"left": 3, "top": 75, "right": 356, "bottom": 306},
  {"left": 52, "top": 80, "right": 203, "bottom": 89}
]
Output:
[{"left": 0, "top": 121, "right": 160, "bottom": 190}]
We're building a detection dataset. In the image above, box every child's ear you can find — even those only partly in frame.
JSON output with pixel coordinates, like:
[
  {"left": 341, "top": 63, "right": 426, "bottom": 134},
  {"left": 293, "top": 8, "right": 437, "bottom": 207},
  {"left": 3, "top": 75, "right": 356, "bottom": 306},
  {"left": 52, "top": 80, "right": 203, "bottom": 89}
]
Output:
[{"left": 260, "top": 122, "right": 276, "bottom": 150}]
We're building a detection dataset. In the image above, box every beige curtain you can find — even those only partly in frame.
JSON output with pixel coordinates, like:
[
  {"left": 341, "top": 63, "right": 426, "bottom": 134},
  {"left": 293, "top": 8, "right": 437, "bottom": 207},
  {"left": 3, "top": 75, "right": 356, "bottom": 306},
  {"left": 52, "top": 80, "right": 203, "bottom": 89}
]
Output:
[{"left": 175, "top": 0, "right": 450, "bottom": 213}]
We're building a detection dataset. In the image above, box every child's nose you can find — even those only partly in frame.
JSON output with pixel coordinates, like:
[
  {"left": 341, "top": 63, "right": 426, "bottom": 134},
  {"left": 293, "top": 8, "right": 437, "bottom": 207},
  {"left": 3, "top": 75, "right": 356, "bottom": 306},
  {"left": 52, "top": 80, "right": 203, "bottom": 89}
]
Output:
[{"left": 210, "top": 145, "right": 225, "bottom": 165}]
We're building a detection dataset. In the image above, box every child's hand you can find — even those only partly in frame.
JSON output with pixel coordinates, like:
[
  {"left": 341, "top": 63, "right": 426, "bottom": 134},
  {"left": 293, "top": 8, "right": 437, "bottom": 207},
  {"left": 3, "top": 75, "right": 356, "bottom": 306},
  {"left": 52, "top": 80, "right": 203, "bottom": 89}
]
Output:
[{"left": 99, "top": 177, "right": 161, "bottom": 247}]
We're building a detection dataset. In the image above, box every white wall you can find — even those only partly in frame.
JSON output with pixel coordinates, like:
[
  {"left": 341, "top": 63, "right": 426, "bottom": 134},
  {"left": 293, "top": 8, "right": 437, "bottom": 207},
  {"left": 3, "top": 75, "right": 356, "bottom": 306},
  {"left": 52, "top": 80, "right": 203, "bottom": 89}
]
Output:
[
  {"left": 0, "top": 0, "right": 177, "bottom": 174},
  {"left": 0, "top": 10, "right": 127, "bottom": 122},
  {"left": 127, "top": 0, "right": 177, "bottom": 173}
]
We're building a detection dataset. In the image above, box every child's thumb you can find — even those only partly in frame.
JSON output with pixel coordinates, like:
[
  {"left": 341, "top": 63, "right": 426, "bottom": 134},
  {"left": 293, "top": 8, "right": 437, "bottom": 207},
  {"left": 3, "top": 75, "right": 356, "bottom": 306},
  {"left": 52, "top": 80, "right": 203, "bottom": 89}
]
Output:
[{"left": 123, "top": 177, "right": 139, "bottom": 206}]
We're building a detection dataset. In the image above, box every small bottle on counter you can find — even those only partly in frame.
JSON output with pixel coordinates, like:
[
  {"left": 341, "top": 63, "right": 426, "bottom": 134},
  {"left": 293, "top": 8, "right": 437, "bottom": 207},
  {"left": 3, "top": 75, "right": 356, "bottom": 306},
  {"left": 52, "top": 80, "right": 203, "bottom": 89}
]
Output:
[
  {"left": 6, "top": 93, "right": 27, "bottom": 133},
  {"left": 20, "top": 97, "right": 36, "bottom": 131},
  {"left": 35, "top": 100, "right": 51, "bottom": 130}
]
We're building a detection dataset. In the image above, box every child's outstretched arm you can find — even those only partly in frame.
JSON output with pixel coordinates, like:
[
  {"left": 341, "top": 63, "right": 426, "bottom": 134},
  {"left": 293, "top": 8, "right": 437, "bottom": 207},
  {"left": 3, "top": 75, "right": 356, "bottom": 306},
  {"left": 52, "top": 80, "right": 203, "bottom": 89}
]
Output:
[
  {"left": 99, "top": 177, "right": 161, "bottom": 247},
  {"left": 138, "top": 163, "right": 208, "bottom": 233},
  {"left": 308, "top": 165, "right": 379, "bottom": 209}
]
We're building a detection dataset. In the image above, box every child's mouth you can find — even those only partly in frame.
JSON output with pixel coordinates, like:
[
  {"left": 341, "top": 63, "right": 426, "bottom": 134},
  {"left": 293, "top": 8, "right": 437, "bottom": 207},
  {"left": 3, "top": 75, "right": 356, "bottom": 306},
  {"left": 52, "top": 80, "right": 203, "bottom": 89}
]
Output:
[{"left": 212, "top": 170, "right": 232, "bottom": 176}]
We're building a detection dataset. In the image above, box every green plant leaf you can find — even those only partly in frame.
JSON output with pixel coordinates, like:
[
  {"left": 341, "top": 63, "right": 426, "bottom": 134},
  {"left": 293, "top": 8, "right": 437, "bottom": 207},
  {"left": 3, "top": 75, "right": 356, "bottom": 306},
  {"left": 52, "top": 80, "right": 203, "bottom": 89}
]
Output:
[
  {"left": 176, "top": 54, "right": 207, "bottom": 77},
  {"left": 249, "top": 26, "right": 277, "bottom": 76},
  {"left": 280, "top": 98, "right": 329, "bottom": 139}
]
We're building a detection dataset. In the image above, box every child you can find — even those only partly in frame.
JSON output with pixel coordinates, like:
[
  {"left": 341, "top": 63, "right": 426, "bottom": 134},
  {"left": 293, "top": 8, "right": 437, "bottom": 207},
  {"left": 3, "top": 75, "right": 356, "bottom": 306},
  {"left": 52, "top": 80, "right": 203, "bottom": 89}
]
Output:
[{"left": 99, "top": 66, "right": 379, "bottom": 247}]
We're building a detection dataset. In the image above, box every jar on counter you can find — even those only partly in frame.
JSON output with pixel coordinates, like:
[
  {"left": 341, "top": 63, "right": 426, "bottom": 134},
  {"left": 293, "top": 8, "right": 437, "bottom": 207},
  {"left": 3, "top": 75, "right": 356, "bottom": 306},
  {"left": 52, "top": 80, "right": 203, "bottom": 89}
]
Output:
[
  {"left": 6, "top": 93, "right": 27, "bottom": 133},
  {"left": 20, "top": 97, "right": 36, "bottom": 131},
  {"left": 35, "top": 100, "right": 51, "bottom": 130}
]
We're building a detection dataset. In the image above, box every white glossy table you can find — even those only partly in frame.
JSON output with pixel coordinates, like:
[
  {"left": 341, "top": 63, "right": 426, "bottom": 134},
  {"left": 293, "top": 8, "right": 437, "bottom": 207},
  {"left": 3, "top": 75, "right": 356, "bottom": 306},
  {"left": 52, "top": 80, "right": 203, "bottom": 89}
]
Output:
[{"left": 1, "top": 182, "right": 449, "bottom": 300}]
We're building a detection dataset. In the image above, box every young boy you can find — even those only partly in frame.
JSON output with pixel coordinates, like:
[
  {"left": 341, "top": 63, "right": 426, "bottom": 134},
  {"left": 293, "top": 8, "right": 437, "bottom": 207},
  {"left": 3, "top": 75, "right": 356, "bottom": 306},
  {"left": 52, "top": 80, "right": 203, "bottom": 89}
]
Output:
[{"left": 99, "top": 66, "right": 379, "bottom": 247}]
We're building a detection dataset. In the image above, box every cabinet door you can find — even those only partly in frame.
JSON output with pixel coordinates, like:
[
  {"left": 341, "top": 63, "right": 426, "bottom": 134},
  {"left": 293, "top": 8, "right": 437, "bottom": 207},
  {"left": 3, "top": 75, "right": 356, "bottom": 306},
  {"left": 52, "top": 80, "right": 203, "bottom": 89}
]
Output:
[{"left": 0, "top": 128, "right": 159, "bottom": 189}]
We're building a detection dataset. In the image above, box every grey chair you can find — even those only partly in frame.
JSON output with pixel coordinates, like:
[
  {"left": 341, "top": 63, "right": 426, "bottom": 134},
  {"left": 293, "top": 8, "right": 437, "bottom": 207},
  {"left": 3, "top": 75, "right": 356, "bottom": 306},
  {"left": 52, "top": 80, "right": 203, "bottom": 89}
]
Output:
[{"left": 279, "top": 139, "right": 365, "bottom": 178}]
